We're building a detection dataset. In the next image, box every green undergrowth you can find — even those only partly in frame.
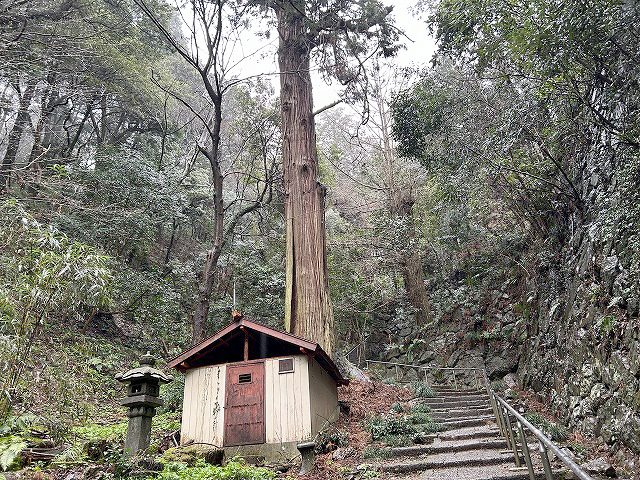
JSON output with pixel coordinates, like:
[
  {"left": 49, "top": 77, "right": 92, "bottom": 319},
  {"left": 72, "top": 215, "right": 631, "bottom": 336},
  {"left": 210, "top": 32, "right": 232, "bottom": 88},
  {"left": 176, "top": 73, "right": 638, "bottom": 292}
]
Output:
[
  {"left": 9, "top": 328, "right": 142, "bottom": 424},
  {"left": 151, "top": 458, "right": 276, "bottom": 480},
  {"left": 366, "top": 402, "right": 443, "bottom": 451},
  {"left": 55, "top": 412, "right": 182, "bottom": 466},
  {"left": 0, "top": 413, "right": 72, "bottom": 471},
  {"left": 524, "top": 413, "right": 568, "bottom": 442},
  {"left": 409, "top": 381, "right": 436, "bottom": 398},
  {"left": 362, "top": 445, "right": 393, "bottom": 459}
]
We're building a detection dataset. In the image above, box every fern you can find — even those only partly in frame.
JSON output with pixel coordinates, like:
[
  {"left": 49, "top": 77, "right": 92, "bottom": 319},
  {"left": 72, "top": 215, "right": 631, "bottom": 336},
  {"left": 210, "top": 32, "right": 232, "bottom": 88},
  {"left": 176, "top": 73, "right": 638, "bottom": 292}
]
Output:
[
  {"left": 51, "top": 443, "right": 86, "bottom": 467},
  {"left": 0, "top": 436, "right": 27, "bottom": 471}
]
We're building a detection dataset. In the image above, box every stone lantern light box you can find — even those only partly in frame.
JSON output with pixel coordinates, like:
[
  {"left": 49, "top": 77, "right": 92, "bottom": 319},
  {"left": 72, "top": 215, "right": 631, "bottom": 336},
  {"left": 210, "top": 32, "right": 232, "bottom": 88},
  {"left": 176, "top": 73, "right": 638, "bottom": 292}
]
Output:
[{"left": 167, "top": 314, "right": 348, "bottom": 460}]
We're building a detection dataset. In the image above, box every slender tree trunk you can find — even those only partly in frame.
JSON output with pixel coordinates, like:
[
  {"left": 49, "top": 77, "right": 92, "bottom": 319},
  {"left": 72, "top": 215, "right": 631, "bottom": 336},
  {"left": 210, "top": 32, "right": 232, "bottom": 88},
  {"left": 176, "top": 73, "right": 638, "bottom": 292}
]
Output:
[
  {"left": 26, "top": 78, "right": 55, "bottom": 193},
  {"left": 190, "top": 100, "right": 224, "bottom": 344},
  {"left": 277, "top": 1, "right": 335, "bottom": 355},
  {"left": 1, "top": 82, "right": 35, "bottom": 189}
]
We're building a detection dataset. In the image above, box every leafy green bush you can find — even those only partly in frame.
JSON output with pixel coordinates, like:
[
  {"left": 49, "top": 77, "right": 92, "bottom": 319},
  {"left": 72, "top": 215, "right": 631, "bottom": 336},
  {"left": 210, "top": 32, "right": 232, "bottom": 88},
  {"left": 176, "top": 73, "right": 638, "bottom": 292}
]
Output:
[
  {"left": 0, "top": 200, "right": 112, "bottom": 418},
  {"left": 73, "top": 421, "right": 128, "bottom": 443},
  {"left": 390, "top": 402, "right": 404, "bottom": 413},
  {"left": 406, "top": 412, "right": 432, "bottom": 425},
  {"left": 409, "top": 381, "right": 436, "bottom": 398},
  {"left": 406, "top": 403, "right": 431, "bottom": 414},
  {"left": 0, "top": 435, "right": 27, "bottom": 471},
  {"left": 378, "top": 434, "right": 414, "bottom": 447},
  {"left": 415, "top": 421, "right": 443, "bottom": 434},
  {"left": 367, "top": 415, "right": 416, "bottom": 441},
  {"left": 0, "top": 413, "right": 57, "bottom": 471},
  {"left": 154, "top": 459, "right": 276, "bottom": 480},
  {"left": 362, "top": 445, "right": 392, "bottom": 459}
]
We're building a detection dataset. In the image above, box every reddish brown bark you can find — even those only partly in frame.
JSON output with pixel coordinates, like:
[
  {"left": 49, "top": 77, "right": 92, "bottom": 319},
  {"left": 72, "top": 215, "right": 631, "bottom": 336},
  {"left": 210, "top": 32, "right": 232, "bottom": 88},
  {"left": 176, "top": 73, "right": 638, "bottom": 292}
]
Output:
[{"left": 277, "top": 1, "right": 335, "bottom": 355}]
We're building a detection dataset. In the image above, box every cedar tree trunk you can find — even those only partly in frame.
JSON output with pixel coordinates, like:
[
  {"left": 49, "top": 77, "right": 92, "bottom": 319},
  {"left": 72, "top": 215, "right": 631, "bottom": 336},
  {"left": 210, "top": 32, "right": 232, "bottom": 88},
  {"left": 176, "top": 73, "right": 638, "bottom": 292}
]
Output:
[{"left": 277, "top": 1, "right": 335, "bottom": 355}]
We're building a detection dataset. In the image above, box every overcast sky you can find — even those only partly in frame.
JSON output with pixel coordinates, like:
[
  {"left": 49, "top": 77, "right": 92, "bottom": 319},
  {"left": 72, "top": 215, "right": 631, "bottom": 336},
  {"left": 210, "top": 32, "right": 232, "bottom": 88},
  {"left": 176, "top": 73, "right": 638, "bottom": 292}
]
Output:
[{"left": 223, "top": 0, "right": 436, "bottom": 108}]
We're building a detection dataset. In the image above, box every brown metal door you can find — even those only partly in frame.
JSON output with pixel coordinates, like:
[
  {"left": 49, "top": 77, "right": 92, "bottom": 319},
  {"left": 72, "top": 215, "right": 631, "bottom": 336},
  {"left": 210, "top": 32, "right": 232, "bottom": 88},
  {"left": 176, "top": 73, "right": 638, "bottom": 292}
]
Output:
[{"left": 224, "top": 362, "right": 266, "bottom": 446}]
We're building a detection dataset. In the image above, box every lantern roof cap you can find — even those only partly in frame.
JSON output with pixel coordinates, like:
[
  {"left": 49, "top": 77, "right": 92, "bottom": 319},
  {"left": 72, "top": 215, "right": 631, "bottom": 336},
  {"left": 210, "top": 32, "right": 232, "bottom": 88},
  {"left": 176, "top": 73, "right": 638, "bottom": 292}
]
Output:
[{"left": 115, "top": 352, "right": 174, "bottom": 384}]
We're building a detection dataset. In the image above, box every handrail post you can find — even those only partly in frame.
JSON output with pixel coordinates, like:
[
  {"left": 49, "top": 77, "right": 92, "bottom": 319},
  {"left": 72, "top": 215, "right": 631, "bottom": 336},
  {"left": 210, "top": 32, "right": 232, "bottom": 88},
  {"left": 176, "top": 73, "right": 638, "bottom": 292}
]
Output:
[
  {"left": 453, "top": 371, "right": 458, "bottom": 390},
  {"left": 395, "top": 364, "right": 399, "bottom": 381},
  {"left": 539, "top": 440, "right": 554, "bottom": 480},
  {"left": 517, "top": 421, "right": 536, "bottom": 480},
  {"left": 490, "top": 393, "right": 504, "bottom": 437},
  {"left": 497, "top": 400, "right": 509, "bottom": 438},
  {"left": 503, "top": 405, "right": 522, "bottom": 467}
]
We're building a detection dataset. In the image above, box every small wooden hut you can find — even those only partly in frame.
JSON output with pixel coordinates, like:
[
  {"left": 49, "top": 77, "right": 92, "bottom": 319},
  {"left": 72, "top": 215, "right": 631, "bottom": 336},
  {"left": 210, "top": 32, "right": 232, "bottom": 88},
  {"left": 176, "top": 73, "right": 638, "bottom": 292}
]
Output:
[{"left": 167, "top": 315, "right": 347, "bottom": 458}]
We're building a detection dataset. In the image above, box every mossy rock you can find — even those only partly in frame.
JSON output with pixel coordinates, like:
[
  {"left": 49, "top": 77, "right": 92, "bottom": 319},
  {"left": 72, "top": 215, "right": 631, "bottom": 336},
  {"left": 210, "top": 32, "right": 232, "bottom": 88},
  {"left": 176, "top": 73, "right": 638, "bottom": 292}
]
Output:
[{"left": 161, "top": 446, "right": 224, "bottom": 466}]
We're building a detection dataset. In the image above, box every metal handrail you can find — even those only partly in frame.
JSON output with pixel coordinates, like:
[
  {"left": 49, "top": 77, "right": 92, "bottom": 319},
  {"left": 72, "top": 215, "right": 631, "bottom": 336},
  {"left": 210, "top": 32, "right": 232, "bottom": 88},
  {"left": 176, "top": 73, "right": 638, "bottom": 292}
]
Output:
[
  {"left": 365, "top": 360, "right": 484, "bottom": 371},
  {"left": 488, "top": 387, "right": 595, "bottom": 480},
  {"left": 364, "top": 359, "right": 486, "bottom": 390},
  {"left": 365, "top": 359, "right": 593, "bottom": 479}
]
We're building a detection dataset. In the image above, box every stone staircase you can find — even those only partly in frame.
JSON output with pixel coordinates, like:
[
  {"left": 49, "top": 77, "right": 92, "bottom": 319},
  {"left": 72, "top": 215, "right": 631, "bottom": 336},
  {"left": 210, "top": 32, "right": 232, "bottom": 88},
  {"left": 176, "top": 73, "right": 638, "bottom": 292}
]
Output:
[{"left": 381, "top": 387, "right": 564, "bottom": 480}]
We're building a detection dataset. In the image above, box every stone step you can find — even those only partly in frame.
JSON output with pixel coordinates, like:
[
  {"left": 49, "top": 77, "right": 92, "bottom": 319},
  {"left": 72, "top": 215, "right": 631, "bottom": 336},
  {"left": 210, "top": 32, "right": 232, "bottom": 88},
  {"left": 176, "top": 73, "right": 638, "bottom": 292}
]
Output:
[
  {"left": 431, "top": 408, "right": 495, "bottom": 420},
  {"left": 429, "top": 401, "right": 490, "bottom": 412},
  {"left": 423, "top": 395, "right": 489, "bottom": 404},
  {"left": 390, "top": 439, "right": 508, "bottom": 457},
  {"left": 440, "top": 429, "right": 500, "bottom": 441},
  {"left": 433, "top": 389, "right": 486, "bottom": 396},
  {"left": 393, "top": 464, "right": 566, "bottom": 480},
  {"left": 382, "top": 448, "right": 520, "bottom": 474},
  {"left": 441, "top": 415, "right": 495, "bottom": 430}
]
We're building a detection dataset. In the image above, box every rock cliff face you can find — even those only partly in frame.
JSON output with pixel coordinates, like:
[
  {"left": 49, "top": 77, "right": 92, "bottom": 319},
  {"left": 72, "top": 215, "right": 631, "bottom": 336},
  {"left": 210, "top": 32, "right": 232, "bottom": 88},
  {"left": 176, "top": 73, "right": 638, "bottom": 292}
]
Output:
[
  {"left": 373, "top": 154, "right": 640, "bottom": 453},
  {"left": 518, "top": 153, "right": 640, "bottom": 453}
]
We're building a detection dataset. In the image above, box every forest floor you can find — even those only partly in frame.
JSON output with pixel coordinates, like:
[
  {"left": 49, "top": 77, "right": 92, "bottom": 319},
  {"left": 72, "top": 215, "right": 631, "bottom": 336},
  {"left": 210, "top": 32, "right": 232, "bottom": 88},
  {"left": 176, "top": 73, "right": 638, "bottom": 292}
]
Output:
[{"left": 3, "top": 376, "right": 638, "bottom": 479}]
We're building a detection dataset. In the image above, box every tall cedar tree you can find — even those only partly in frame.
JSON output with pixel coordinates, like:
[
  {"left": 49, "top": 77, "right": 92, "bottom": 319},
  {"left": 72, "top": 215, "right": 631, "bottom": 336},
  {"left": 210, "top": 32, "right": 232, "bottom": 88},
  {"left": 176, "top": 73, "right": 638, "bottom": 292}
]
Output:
[{"left": 263, "top": 0, "right": 398, "bottom": 354}]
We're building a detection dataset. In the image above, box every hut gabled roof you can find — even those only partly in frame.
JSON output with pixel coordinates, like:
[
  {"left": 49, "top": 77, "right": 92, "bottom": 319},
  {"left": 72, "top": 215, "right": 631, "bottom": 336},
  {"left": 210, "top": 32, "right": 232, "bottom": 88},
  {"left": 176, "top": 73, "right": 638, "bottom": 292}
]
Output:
[{"left": 167, "top": 317, "right": 347, "bottom": 385}]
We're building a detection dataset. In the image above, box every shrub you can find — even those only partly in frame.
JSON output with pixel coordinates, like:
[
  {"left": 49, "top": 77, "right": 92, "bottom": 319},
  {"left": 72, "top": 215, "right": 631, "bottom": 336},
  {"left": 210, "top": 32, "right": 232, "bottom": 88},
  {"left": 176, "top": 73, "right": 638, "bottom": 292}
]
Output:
[
  {"left": 0, "top": 435, "right": 27, "bottom": 471},
  {"left": 406, "top": 412, "right": 432, "bottom": 425},
  {"left": 362, "top": 445, "right": 392, "bottom": 459},
  {"left": 367, "top": 415, "right": 416, "bottom": 441},
  {"left": 406, "top": 403, "right": 431, "bottom": 414},
  {"left": 378, "top": 434, "right": 414, "bottom": 447},
  {"left": 409, "top": 381, "right": 436, "bottom": 398}
]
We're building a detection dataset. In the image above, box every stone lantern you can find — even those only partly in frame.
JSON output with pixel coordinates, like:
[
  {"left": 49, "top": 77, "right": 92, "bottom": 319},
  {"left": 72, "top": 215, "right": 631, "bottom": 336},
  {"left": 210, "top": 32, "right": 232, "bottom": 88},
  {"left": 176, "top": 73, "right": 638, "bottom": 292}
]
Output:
[{"left": 115, "top": 352, "right": 173, "bottom": 455}]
